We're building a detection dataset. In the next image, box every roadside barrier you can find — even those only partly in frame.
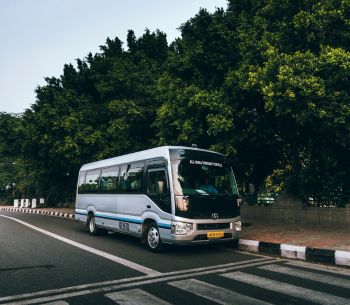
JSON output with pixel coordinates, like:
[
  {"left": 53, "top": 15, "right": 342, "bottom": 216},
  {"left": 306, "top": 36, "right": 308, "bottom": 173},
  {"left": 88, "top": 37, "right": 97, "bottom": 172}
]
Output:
[
  {"left": 0, "top": 207, "right": 74, "bottom": 219},
  {"left": 13, "top": 198, "right": 43, "bottom": 209}
]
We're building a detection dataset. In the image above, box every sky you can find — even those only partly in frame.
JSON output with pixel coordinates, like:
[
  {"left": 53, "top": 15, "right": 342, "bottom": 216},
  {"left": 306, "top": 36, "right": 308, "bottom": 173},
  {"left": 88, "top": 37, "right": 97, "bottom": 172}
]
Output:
[{"left": 0, "top": 0, "right": 228, "bottom": 114}]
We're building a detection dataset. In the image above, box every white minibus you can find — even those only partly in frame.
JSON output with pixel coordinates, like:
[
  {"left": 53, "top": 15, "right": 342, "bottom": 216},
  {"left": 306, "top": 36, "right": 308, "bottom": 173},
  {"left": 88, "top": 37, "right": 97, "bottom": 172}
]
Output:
[{"left": 75, "top": 146, "right": 241, "bottom": 251}]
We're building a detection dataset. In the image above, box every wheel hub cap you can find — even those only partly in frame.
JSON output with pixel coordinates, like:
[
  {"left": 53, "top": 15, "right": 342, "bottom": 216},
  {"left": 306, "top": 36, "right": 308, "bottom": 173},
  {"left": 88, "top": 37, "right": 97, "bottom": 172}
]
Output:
[
  {"left": 148, "top": 227, "right": 159, "bottom": 248},
  {"left": 89, "top": 218, "right": 95, "bottom": 232}
]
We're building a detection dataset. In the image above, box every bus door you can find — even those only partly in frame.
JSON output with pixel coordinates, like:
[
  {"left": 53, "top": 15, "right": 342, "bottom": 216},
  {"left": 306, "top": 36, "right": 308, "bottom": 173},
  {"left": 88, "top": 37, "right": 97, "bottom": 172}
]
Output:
[{"left": 145, "top": 160, "right": 171, "bottom": 214}]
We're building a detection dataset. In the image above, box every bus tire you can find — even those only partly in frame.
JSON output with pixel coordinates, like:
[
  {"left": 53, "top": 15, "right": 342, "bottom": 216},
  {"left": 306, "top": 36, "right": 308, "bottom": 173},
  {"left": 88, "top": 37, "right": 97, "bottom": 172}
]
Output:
[
  {"left": 87, "top": 214, "right": 99, "bottom": 235},
  {"left": 145, "top": 222, "right": 163, "bottom": 252}
]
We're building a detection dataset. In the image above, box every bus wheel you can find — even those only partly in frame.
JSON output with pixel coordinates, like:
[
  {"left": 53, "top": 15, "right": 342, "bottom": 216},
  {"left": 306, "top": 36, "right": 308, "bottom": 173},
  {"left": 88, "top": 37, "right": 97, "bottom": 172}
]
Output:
[
  {"left": 146, "top": 223, "right": 163, "bottom": 252},
  {"left": 87, "top": 215, "right": 98, "bottom": 235}
]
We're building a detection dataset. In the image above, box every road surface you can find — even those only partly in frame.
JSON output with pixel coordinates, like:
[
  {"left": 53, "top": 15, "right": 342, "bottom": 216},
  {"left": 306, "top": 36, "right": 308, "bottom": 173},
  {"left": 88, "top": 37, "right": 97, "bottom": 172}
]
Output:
[{"left": 0, "top": 212, "right": 349, "bottom": 305}]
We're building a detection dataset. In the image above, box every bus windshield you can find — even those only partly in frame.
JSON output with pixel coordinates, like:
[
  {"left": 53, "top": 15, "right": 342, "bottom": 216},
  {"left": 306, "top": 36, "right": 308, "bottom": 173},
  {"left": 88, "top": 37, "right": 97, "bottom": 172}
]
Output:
[{"left": 171, "top": 158, "right": 238, "bottom": 197}]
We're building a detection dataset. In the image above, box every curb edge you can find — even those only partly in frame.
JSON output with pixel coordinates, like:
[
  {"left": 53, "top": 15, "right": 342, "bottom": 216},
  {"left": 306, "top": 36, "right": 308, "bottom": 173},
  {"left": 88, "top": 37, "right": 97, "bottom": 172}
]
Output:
[
  {"left": 239, "top": 239, "right": 350, "bottom": 267},
  {"left": 0, "top": 207, "right": 75, "bottom": 220}
]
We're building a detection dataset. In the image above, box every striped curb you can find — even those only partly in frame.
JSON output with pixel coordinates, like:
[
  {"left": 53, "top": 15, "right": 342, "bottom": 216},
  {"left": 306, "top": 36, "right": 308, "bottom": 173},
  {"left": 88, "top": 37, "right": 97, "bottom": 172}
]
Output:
[
  {"left": 239, "top": 239, "right": 350, "bottom": 267},
  {"left": 0, "top": 207, "right": 74, "bottom": 219}
]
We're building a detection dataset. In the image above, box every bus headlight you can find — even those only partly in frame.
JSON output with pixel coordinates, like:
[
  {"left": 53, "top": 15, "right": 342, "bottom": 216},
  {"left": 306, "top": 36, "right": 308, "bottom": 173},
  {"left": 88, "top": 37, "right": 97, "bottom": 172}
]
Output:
[{"left": 171, "top": 221, "right": 193, "bottom": 235}]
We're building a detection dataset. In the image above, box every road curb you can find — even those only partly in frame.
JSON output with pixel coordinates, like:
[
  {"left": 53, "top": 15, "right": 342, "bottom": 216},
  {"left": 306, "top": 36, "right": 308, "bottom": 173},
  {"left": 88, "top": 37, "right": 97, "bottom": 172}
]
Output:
[
  {"left": 0, "top": 207, "right": 74, "bottom": 220},
  {"left": 239, "top": 239, "right": 350, "bottom": 267}
]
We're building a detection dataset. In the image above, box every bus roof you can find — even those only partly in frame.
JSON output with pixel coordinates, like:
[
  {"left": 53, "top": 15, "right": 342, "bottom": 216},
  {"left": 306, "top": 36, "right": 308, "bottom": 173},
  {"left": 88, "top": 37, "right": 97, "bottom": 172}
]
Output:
[{"left": 79, "top": 146, "right": 222, "bottom": 171}]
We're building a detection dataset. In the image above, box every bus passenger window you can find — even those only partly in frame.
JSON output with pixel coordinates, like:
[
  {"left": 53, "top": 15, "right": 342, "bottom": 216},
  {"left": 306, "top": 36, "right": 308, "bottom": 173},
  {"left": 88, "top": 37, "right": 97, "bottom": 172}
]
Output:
[
  {"left": 119, "top": 163, "right": 144, "bottom": 193},
  {"left": 100, "top": 167, "right": 119, "bottom": 193},
  {"left": 85, "top": 169, "right": 101, "bottom": 193}
]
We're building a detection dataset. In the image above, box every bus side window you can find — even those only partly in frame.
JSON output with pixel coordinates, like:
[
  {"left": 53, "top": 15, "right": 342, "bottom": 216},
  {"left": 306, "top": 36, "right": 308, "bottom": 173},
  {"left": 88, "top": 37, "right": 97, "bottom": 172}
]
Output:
[
  {"left": 147, "top": 169, "right": 168, "bottom": 195},
  {"left": 85, "top": 169, "right": 101, "bottom": 193},
  {"left": 119, "top": 163, "right": 144, "bottom": 193},
  {"left": 119, "top": 165, "right": 129, "bottom": 192},
  {"left": 100, "top": 166, "right": 119, "bottom": 193},
  {"left": 78, "top": 171, "right": 86, "bottom": 193}
]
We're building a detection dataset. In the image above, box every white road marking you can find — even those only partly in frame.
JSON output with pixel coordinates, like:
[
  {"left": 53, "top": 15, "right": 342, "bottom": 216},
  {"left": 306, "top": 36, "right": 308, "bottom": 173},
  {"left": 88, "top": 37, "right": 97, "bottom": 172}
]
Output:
[
  {"left": 106, "top": 288, "right": 171, "bottom": 305},
  {"left": 234, "top": 249, "right": 283, "bottom": 259},
  {"left": 169, "top": 278, "right": 272, "bottom": 305},
  {"left": 286, "top": 260, "right": 350, "bottom": 276},
  {"left": 42, "top": 301, "right": 69, "bottom": 305},
  {"left": 260, "top": 264, "right": 350, "bottom": 289},
  {"left": 0, "top": 215, "right": 161, "bottom": 276},
  {"left": 0, "top": 250, "right": 270, "bottom": 304},
  {"left": 222, "top": 271, "right": 350, "bottom": 305},
  {"left": 1, "top": 259, "right": 278, "bottom": 304},
  {"left": 0, "top": 274, "right": 152, "bottom": 303}
]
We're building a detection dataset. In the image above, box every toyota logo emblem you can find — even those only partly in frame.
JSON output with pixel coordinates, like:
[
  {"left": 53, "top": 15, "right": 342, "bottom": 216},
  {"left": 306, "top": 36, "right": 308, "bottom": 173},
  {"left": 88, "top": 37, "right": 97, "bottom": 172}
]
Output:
[{"left": 211, "top": 213, "right": 219, "bottom": 220}]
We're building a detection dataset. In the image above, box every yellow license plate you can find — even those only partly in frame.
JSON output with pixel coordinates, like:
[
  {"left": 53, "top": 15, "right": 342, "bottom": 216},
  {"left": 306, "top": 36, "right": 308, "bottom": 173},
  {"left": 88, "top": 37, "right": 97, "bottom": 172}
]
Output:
[{"left": 207, "top": 231, "right": 224, "bottom": 239}]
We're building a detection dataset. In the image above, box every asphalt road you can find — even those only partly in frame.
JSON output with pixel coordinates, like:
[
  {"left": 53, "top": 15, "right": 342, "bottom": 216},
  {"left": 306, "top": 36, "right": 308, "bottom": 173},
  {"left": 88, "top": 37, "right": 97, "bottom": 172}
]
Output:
[{"left": 0, "top": 212, "right": 350, "bottom": 305}]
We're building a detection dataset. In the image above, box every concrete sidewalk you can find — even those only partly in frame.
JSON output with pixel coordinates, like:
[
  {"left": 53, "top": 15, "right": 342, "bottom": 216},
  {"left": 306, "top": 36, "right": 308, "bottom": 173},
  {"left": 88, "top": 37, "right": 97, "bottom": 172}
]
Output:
[
  {"left": 241, "top": 223, "right": 350, "bottom": 252},
  {"left": 239, "top": 222, "right": 350, "bottom": 267},
  {"left": 1, "top": 206, "right": 349, "bottom": 266}
]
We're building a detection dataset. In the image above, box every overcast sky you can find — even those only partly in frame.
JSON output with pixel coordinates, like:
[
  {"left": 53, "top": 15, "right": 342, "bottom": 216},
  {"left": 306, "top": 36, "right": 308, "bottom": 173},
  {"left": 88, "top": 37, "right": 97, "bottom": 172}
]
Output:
[{"left": 0, "top": 0, "right": 228, "bottom": 114}]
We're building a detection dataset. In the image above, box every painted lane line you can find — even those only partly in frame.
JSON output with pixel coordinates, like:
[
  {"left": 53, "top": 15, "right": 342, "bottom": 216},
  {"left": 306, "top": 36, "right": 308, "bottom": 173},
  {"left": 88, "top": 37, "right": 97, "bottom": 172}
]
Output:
[
  {"left": 0, "top": 275, "right": 153, "bottom": 304},
  {"left": 155, "top": 257, "right": 272, "bottom": 277},
  {"left": 106, "top": 288, "right": 171, "bottom": 305},
  {"left": 0, "top": 256, "right": 271, "bottom": 303},
  {"left": 235, "top": 250, "right": 282, "bottom": 259},
  {"left": 260, "top": 264, "right": 350, "bottom": 289},
  {"left": 1, "top": 259, "right": 279, "bottom": 305},
  {"left": 0, "top": 215, "right": 161, "bottom": 276},
  {"left": 286, "top": 260, "right": 350, "bottom": 276},
  {"left": 169, "top": 278, "right": 272, "bottom": 305},
  {"left": 42, "top": 302, "right": 69, "bottom": 305},
  {"left": 222, "top": 271, "right": 350, "bottom": 305}
]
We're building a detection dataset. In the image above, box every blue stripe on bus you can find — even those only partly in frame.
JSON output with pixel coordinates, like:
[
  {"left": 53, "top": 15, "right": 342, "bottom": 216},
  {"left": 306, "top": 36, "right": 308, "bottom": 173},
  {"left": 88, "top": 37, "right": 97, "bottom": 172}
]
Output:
[
  {"left": 158, "top": 224, "right": 172, "bottom": 229},
  {"left": 94, "top": 212, "right": 171, "bottom": 230},
  {"left": 75, "top": 210, "right": 171, "bottom": 229},
  {"left": 95, "top": 213, "right": 143, "bottom": 224}
]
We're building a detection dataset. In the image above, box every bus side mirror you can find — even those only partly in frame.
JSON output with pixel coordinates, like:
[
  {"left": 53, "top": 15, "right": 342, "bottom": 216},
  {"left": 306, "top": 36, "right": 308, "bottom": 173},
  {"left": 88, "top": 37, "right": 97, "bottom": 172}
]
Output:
[{"left": 237, "top": 196, "right": 242, "bottom": 207}]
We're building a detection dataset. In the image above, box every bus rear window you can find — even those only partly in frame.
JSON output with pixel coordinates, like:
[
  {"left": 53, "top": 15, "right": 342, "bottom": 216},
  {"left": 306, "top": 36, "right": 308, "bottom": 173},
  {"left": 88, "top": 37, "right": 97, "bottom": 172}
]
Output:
[{"left": 77, "top": 171, "right": 86, "bottom": 193}]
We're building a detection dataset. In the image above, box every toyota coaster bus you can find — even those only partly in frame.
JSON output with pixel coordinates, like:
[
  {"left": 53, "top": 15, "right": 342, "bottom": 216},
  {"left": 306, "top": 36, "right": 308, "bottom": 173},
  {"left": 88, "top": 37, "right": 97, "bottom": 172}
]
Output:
[{"left": 75, "top": 146, "right": 241, "bottom": 251}]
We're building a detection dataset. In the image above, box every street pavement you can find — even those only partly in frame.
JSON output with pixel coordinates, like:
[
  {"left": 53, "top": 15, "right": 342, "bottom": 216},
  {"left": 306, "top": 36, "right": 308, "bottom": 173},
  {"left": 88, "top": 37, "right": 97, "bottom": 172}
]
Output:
[{"left": 0, "top": 211, "right": 350, "bottom": 304}]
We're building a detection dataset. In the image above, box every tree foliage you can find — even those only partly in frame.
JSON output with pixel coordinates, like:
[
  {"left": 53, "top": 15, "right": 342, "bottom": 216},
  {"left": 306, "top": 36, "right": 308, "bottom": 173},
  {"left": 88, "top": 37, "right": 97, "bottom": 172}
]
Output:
[{"left": 1, "top": 0, "right": 349, "bottom": 206}]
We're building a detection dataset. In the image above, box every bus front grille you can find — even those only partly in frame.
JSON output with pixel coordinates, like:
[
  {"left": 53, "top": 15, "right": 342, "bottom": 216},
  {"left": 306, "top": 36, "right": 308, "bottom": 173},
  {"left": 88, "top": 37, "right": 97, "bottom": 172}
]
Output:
[{"left": 197, "top": 223, "right": 230, "bottom": 230}]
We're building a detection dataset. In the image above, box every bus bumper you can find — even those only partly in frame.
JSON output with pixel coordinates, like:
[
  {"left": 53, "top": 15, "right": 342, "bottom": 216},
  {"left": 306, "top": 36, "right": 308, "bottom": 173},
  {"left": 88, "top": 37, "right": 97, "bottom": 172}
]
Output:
[{"left": 166, "top": 217, "right": 241, "bottom": 245}]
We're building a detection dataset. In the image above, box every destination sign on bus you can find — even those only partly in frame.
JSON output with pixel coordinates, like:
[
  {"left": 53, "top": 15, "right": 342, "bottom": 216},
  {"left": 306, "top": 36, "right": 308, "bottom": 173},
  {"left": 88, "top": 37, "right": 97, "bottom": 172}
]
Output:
[{"left": 189, "top": 160, "right": 223, "bottom": 167}]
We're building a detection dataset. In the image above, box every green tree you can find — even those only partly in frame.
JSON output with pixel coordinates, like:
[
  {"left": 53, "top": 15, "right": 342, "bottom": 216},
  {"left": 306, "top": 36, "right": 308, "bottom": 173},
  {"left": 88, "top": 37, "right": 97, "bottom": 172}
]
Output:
[
  {"left": 243, "top": 46, "right": 350, "bottom": 204},
  {"left": 4, "top": 0, "right": 350, "bottom": 206},
  {"left": 18, "top": 30, "right": 169, "bottom": 205},
  {"left": 0, "top": 113, "right": 23, "bottom": 203}
]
